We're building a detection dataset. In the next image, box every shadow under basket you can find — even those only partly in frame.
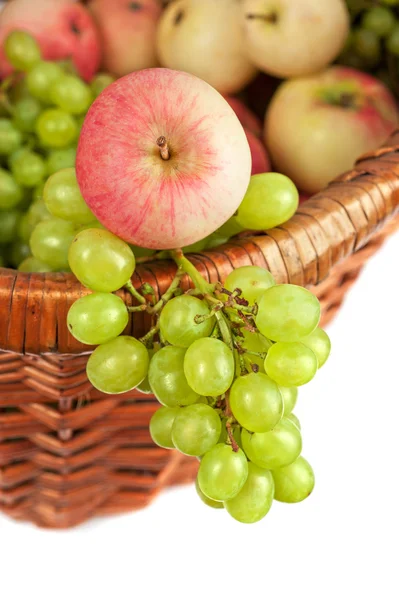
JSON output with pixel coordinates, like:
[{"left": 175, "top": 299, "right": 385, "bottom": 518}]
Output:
[{"left": 1, "top": 133, "right": 399, "bottom": 529}]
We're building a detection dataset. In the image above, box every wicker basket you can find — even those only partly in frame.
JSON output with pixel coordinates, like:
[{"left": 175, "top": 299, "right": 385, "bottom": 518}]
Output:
[{"left": 1, "top": 131, "right": 398, "bottom": 529}]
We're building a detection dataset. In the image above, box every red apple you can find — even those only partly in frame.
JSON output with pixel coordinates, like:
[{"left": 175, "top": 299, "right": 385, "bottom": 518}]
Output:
[
  {"left": 76, "top": 69, "right": 252, "bottom": 250},
  {"left": 245, "top": 128, "right": 270, "bottom": 175},
  {"left": 299, "top": 192, "right": 311, "bottom": 204},
  {"left": 224, "top": 97, "right": 263, "bottom": 137},
  {"left": 265, "top": 66, "right": 399, "bottom": 194},
  {"left": 0, "top": 0, "right": 101, "bottom": 81},
  {"left": 88, "top": 0, "right": 162, "bottom": 77}
]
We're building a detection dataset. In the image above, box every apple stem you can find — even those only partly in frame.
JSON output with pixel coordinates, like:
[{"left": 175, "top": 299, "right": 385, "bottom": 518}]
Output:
[
  {"left": 157, "top": 136, "right": 170, "bottom": 160},
  {"left": 246, "top": 12, "right": 278, "bottom": 24}
]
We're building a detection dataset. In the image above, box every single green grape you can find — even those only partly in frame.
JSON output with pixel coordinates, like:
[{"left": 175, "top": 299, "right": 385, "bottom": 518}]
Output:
[
  {"left": 90, "top": 73, "right": 116, "bottom": 98},
  {"left": 17, "top": 198, "right": 51, "bottom": 243},
  {"left": 0, "top": 209, "right": 22, "bottom": 244},
  {"left": 301, "top": 327, "right": 331, "bottom": 368},
  {"left": 286, "top": 413, "right": 301, "bottom": 430},
  {"left": 0, "top": 118, "right": 23, "bottom": 156},
  {"left": 236, "top": 173, "right": 299, "bottom": 231},
  {"left": 11, "top": 150, "right": 46, "bottom": 188},
  {"left": 386, "top": 24, "right": 399, "bottom": 54},
  {"left": 46, "top": 147, "right": 76, "bottom": 175},
  {"left": 223, "top": 265, "right": 275, "bottom": 305},
  {"left": 67, "top": 292, "right": 129, "bottom": 345},
  {"left": 86, "top": 336, "right": 149, "bottom": 394},
  {"left": 195, "top": 478, "right": 224, "bottom": 509},
  {"left": 197, "top": 444, "right": 249, "bottom": 502},
  {"left": 12, "top": 97, "right": 42, "bottom": 133},
  {"left": 68, "top": 228, "right": 136, "bottom": 292},
  {"left": 230, "top": 372, "right": 283, "bottom": 433},
  {"left": 256, "top": 284, "right": 320, "bottom": 342},
  {"left": 18, "top": 256, "right": 52, "bottom": 273},
  {"left": 184, "top": 338, "right": 235, "bottom": 397},
  {"left": 4, "top": 31, "right": 41, "bottom": 72},
  {"left": 8, "top": 240, "right": 31, "bottom": 267},
  {"left": 149, "top": 406, "right": 180, "bottom": 449},
  {"left": 216, "top": 215, "right": 246, "bottom": 238},
  {"left": 26, "top": 61, "right": 64, "bottom": 102},
  {"left": 148, "top": 345, "right": 199, "bottom": 407},
  {"left": 50, "top": 75, "right": 93, "bottom": 115},
  {"left": 224, "top": 462, "right": 274, "bottom": 524},
  {"left": 0, "top": 168, "right": 23, "bottom": 209},
  {"left": 272, "top": 456, "right": 315, "bottom": 503},
  {"left": 128, "top": 244, "right": 155, "bottom": 259},
  {"left": 280, "top": 386, "right": 298, "bottom": 416},
  {"left": 136, "top": 347, "right": 157, "bottom": 395},
  {"left": 242, "top": 417, "right": 302, "bottom": 470},
  {"left": 265, "top": 342, "right": 318, "bottom": 387},
  {"left": 362, "top": 6, "right": 396, "bottom": 37},
  {"left": 44, "top": 168, "right": 94, "bottom": 223},
  {"left": 159, "top": 295, "right": 215, "bottom": 348},
  {"left": 30, "top": 218, "right": 76, "bottom": 270},
  {"left": 205, "top": 231, "right": 230, "bottom": 249},
  {"left": 171, "top": 404, "right": 222, "bottom": 456},
  {"left": 352, "top": 28, "right": 381, "bottom": 61},
  {"left": 36, "top": 109, "right": 77, "bottom": 148}
]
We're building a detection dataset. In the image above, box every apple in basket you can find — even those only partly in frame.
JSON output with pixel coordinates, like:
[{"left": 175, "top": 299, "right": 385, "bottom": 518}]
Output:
[
  {"left": 0, "top": 0, "right": 101, "bottom": 81},
  {"left": 76, "top": 68, "right": 252, "bottom": 249},
  {"left": 265, "top": 66, "right": 399, "bottom": 194},
  {"left": 88, "top": 0, "right": 162, "bottom": 77}
]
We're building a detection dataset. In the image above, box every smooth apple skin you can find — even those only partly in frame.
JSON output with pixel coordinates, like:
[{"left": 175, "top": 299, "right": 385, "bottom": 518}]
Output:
[
  {"left": 0, "top": 0, "right": 101, "bottom": 81},
  {"left": 76, "top": 69, "right": 252, "bottom": 250},
  {"left": 265, "top": 67, "right": 399, "bottom": 194},
  {"left": 88, "top": 0, "right": 162, "bottom": 77},
  {"left": 156, "top": 0, "right": 258, "bottom": 95},
  {"left": 242, "top": 0, "right": 350, "bottom": 78},
  {"left": 245, "top": 128, "right": 270, "bottom": 175}
]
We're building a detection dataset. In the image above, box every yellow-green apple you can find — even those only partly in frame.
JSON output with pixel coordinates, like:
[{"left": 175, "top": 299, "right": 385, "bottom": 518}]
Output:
[
  {"left": 88, "top": 0, "right": 162, "bottom": 77},
  {"left": 156, "top": 0, "right": 258, "bottom": 95},
  {"left": 224, "top": 96, "right": 262, "bottom": 137},
  {"left": 245, "top": 128, "right": 270, "bottom": 175},
  {"left": 76, "top": 69, "right": 252, "bottom": 249},
  {"left": 265, "top": 66, "right": 398, "bottom": 194},
  {"left": 0, "top": 0, "right": 101, "bottom": 81},
  {"left": 241, "top": 0, "right": 350, "bottom": 78}
]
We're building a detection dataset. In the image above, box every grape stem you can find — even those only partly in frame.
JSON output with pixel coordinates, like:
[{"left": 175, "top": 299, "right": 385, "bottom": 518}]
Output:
[
  {"left": 0, "top": 92, "right": 15, "bottom": 115},
  {"left": 170, "top": 249, "right": 214, "bottom": 295},
  {"left": 140, "top": 322, "right": 160, "bottom": 346},
  {"left": 124, "top": 279, "right": 147, "bottom": 305},
  {"left": 148, "top": 267, "right": 185, "bottom": 314}
]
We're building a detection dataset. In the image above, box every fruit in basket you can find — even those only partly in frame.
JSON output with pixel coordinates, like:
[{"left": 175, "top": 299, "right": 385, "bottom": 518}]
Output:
[
  {"left": 156, "top": 0, "right": 258, "bottom": 95},
  {"left": 88, "top": 0, "right": 162, "bottom": 77},
  {"left": 0, "top": 0, "right": 101, "bottom": 81},
  {"left": 76, "top": 68, "right": 252, "bottom": 249},
  {"left": 241, "top": 0, "right": 350, "bottom": 78},
  {"left": 265, "top": 66, "right": 398, "bottom": 194}
]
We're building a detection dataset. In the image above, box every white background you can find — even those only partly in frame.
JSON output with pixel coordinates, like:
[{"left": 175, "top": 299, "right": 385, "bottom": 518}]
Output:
[{"left": 1, "top": 232, "right": 398, "bottom": 600}]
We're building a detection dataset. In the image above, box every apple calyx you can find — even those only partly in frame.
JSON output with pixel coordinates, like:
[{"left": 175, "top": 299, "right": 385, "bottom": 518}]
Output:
[
  {"left": 246, "top": 12, "right": 278, "bottom": 24},
  {"left": 317, "top": 85, "right": 363, "bottom": 111},
  {"left": 157, "top": 136, "right": 171, "bottom": 161}
]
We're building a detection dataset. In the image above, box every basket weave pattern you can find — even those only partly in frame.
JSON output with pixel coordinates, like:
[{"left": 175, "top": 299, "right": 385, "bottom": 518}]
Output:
[{"left": 1, "top": 133, "right": 399, "bottom": 528}]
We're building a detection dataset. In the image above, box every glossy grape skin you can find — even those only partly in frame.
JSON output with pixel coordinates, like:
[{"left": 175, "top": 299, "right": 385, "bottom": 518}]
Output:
[
  {"left": 149, "top": 406, "right": 180, "bottom": 449},
  {"left": 216, "top": 215, "right": 246, "bottom": 238},
  {"left": 11, "top": 150, "right": 46, "bottom": 188},
  {"left": 44, "top": 168, "right": 93, "bottom": 224},
  {"left": 256, "top": 284, "right": 321, "bottom": 342},
  {"left": 50, "top": 75, "right": 93, "bottom": 115},
  {"left": 36, "top": 109, "right": 77, "bottom": 148},
  {"left": 224, "top": 265, "right": 275, "bottom": 305},
  {"left": 0, "top": 168, "right": 22, "bottom": 209},
  {"left": 136, "top": 347, "right": 157, "bottom": 395},
  {"left": 4, "top": 31, "right": 41, "bottom": 72},
  {"left": 159, "top": 295, "right": 215, "bottom": 348},
  {"left": 18, "top": 256, "right": 52, "bottom": 273},
  {"left": 301, "top": 327, "right": 331, "bottom": 368},
  {"left": 184, "top": 338, "right": 235, "bottom": 397},
  {"left": 286, "top": 413, "right": 301, "bottom": 430},
  {"left": 46, "top": 147, "right": 76, "bottom": 175},
  {"left": 224, "top": 462, "right": 274, "bottom": 524},
  {"left": 13, "top": 97, "right": 42, "bottom": 133},
  {"left": 236, "top": 173, "right": 299, "bottom": 231},
  {"left": 0, "top": 209, "right": 22, "bottom": 244},
  {"left": 198, "top": 444, "right": 249, "bottom": 502},
  {"left": 18, "top": 198, "right": 51, "bottom": 243},
  {"left": 90, "top": 73, "right": 116, "bottom": 98},
  {"left": 0, "top": 119, "right": 22, "bottom": 155},
  {"left": 26, "top": 61, "right": 64, "bottom": 102},
  {"left": 67, "top": 292, "right": 128, "bottom": 345},
  {"left": 265, "top": 342, "right": 318, "bottom": 387},
  {"left": 280, "top": 386, "right": 298, "bottom": 416},
  {"left": 195, "top": 478, "right": 224, "bottom": 509},
  {"left": 240, "top": 328, "right": 272, "bottom": 373},
  {"left": 272, "top": 456, "right": 315, "bottom": 503},
  {"left": 68, "top": 229, "right": 136, "bottom": 292},
  {"left": 242, "top": 417, "right": 302, "bottom": 470},
  {"left": 171, "top": 404, "right": 222, "bottom": 456},
  {"left": 218, "top": 419, "right": 242, "bottom": 448},
  {"left": 87, "top": 336, "right": 149, "bottom": 394},
  {"left": 148, "top": 346, "right": 199, "bottom": 407},
  {"left": 30, "top": 218, "right": 76, "bottom": 270},
  {"left": 230, "top": 372, "right": 283, "bottom": 433}
]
